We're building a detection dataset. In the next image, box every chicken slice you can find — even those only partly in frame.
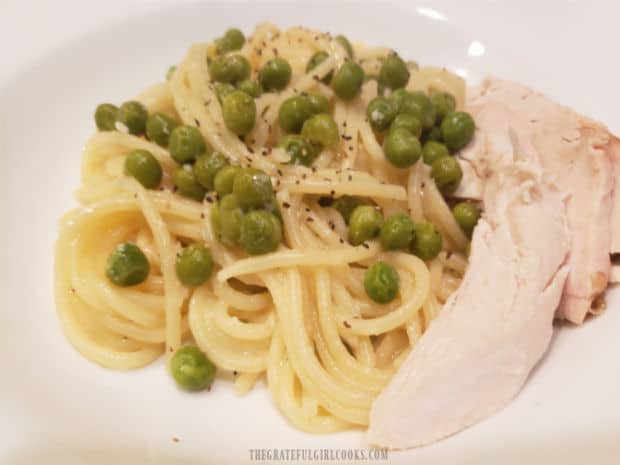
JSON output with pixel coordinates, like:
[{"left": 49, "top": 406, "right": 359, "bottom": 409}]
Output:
[
  {"left": 458, "top": 78, "right": 616, "bottom": 324},
  {"left": 368, "top": 112, "right": 570, "bottom": 449}
]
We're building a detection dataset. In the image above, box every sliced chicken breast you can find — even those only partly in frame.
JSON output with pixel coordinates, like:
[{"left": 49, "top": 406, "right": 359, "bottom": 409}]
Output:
[
  {"left": 368, "top": 104, "right": 571, "bottom": 449},
  {"left": 458, "top": 78, "right": 617, "bottom": 324}
]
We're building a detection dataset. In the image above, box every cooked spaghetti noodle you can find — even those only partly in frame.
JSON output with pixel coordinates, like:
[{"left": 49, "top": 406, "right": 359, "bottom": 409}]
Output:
[{"left": 55, "top": 23, "right": 469, "bottom": 432}]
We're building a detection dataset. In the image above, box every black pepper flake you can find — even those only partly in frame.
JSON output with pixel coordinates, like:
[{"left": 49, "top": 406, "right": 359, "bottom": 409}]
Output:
[
  {"left": 312, "top": 75, "right": 320, "bottom": 81},
  {"left": 329, "top": 221, "right": 335, "bottom": 230},
  {"left": 348, "top": 146, "right": 354, "bottom": 151},
  {"left": 362, "top": 242, "right": 370, "bottom": 249},
  {"left": 277, "top": 169, "right": 283, "bottom": 176},
  {"left": 257, "top": 49, "right": 263, "bottom": 56},
  {"left": 306, "top": 217, "right": 314, "bottom": 222},
  {"left": 247, "top": 147, "right": 255, "bottom": 154},
  {"left": 282, "top": 202, "right": 291, "bottom": 209},
  {"left": 343, "top": 320, "right": 351, "bottom": 328},
  {"left": 339, "top": 238, "right": 345, "bottom": 244},
  {"left": 206, "top": 196, "right": 213, "bottom": 203},
  {"left": 272, "top": 48, "right": 279, "bottom": 56},
  {"left": 421, "top": 182, "right": 426, "bottom": 188},
  {"left": 276, "top": 179, "right": 281, "bottom": 187},
  {"left": 330, "top": 190, "right": 335, "bottom": 196},
  {"left": 233, "top": 370, "right": 238, "bottom": 376},
  {"left": 301, "top": 173, "right": 307, "bottom": 179},
  {"left": 295, "top": 180, "right": 300, "bottom": 185},
  {"left": 205, "top": 99, "right": 212, "bottom": 106},
  {"left": 246, "top": 156, "right": 253, "bottom": 162},
  {"left": 305, "top": 207, "right": 311, "bottom": 212},
  {"left": 169, "top": 347, "right": 174, "bottom": 353},
  {"left": 348, "top": 174, "right": 353, "bottom": 181},
  {"left": 342, "top": 135, "right": 353, "bottom": 141},
  {"left": 311, "top": 167, "right": 317, "bottom": 173},
  {"left": 194, "top": 118, "right": 200, "bottom": 127},
  {"left": 343, "top": 121, "right": 347, "bottom": 127},
  {"left": 261, "top": 149, "right": 269, "bottom": 156},
  {"left": 69, "top": 287, "right": 76, "bottom": 294},
  {"left": 200, "top": 213, "right": 205, "bottom": 219}
]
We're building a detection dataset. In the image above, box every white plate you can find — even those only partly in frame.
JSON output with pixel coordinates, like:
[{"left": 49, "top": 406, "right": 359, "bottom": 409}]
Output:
[{"left": 2, "top": 1, "right": 619, "bottom": 464}]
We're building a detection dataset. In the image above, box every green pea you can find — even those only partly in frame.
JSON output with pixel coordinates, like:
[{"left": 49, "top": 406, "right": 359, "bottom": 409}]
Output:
[
  {"left": 146, "top": 112, "right": 179, "bottom": 147},
  {"left": 364, "top": 261, "right": 400, "bottom": 304},
  {"left": 399, "top": 92, "right": 436, "bottom": 129},
  {"left": 410, "top": 222, "right": 442, "bottom": 260},
  {"left": 306, "top": 93, "right": 330, "bottom": 114},
  {"left": 233, "top": 168, "right": 274, "bottom": 210},
  {"left": 440, "top": 111, "right": 475, "bottom": 151},
  {"left": 333, "top": 196, "right": 364, "bottom": 224},
  {"left": 94, "top": 103, "right": 118, "bottom": 131},
  {"left": 306, "top": 51, "right": 333, "bottom": 83},
  {"left": 258, "top": 57, "right": 292, "bottom": 91},
  {"left": 367, "top": 96, "right": 397, "bottom": 131},
  {"left": 301, "top": 113, "right": 339, "bottom": 149},
  {"left": 222, "top": 90, "right": 256, "bottom": 136},
  {"left": 278, "top": 96, "right": 313, "bottom": 133},
  {"left": 379, "top": 54, "right": 410, "bottom": 90},
  {"left": 169, "top": 125, "right": 206, "bottom": 163},
  {"left": 172, "top": 164, "right": 206, "bottom": 201},
  {"left": 105, "top": 242, "right": 150, "bottom": 286},
  {"left": 212, "top": 194, "right": 244, "bottom": 246},
  {"left": 124, "top": 149, "right": 163, "bottom": 189},
  {"left": 279, "top": 134, "right": 319, "bottom": 167},
  {"left": 213, "top": 165, "right": 241, "bottom": 197},
  {"left": 209, "top": 54, "right": 251, "bottom": 83},
  {"left": 117, "top": 101, "right": 148, "bottom": 135},
  {"left": 170, "top": 346, "right": 216, "bottom": 391},
  {"left": 431, "top": 92, "right": 456, "bottom": 122},
  {"left": 380, "top": 213, "right": 415, "bottom": 250},
  {"left": 166, "top": 66, "right": 177, "bottom": 81},
  {"left": 236, "top": 79, "right": 262, "bottom": 98},
  {"left": 194, "top": 152, "right": 229, "bottom": 190},
  {"left": 331, "top": 61, "right": 364, "bottom": 100},
  {"left": 348, "top": 205, "right": 383, "bottom": 245},
  {"left": 422, "top": 125, "right": 443, "bottom": 143},
  {"left": 239, "top": 210, "right": 282, "bottom": 255},
  {"left": 216, "top": 28, "right": 245, "bottom": 54},
  {"left": 175, "top": 243, "right": 213, "bottom": 286},
  {"left": 383, "top": 127, "right": 422, "bottom": 168},
  {"left": 389, "top": 88, "right": 410, "bottom": 112},
  {"left": 452, "top": 202, "right": 481, "bottom": 236},
  {"left": 431, "top": 155, "right": 463, "bottom": 193},
  {"left": 422, "top": 141, "right": 449, "bottom": 165},
  {"left": 264, "top": 198, "right": 283, "bottom": 224},
  {"left": 214, "top": 82, "right": 236, "bottom": 104},
  {"left": 389, "top": 113, "right": 422, "bottom": 138},
  {"left": 335, "top": 35, "right": 354, "bottom": 57}
]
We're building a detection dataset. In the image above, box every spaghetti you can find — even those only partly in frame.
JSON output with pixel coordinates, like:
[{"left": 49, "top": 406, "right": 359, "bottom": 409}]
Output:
[{"left": 55, "top": 23, "right": 469, "bottom": 432}]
